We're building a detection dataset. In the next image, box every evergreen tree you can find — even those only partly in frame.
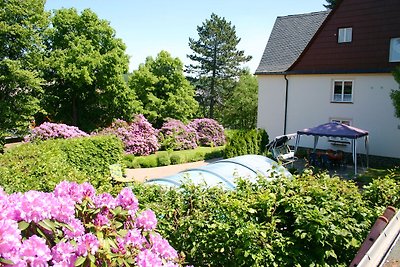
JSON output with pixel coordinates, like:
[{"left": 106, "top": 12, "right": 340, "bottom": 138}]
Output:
[
  {"left": 187, "top": 13, "right": 251, "bottom": 119},
  {"left": 0, "top": 0, "right": 48, "bottom": 139},
  {"left": 42, "top": 8, "right": 139, "bottom": 131},
  {"left": 129, "top": 51, "right": 198, "bottom": 127}
]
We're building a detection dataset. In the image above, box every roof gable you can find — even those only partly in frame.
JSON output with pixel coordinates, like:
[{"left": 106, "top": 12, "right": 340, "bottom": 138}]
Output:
[
  {"left": 290, "top": 0, "right": 400, "bottom": 73},
  {"left": 255, "top": 11, "right": 329, "bottom": 75}
]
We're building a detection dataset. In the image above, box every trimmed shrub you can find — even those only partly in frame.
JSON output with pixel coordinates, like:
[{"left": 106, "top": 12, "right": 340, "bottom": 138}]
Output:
[
  {"left": 189, "top": 118, "right": 226, "bottom": 147},
  {"left": 138, "top": 155, "right": 158, "bottom": 168},
  {"left": 170, "top": 154, "right": 184, "bottom": 165},
  {"left": 24, "top": 122, "right": 88, "bottom": 142},
  {"left": 0, "top": 135, "right": 124, "bottom": 194},
  {"left": 224, "top": 129, "right": 269, "bottom": 158},
  {"left": 157, "top": 151, "right": 171, "bottom": 166},
  {"left": 98, "top": 115, "right": 160, "bottom": 156},
  {"left": 158, "top": 119, "right": 198, "bottom": 151}
]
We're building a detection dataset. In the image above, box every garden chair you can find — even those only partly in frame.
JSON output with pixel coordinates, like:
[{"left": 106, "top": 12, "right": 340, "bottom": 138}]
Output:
[{"left": 109, "top": 163, "right": 130, "bottom": 184}]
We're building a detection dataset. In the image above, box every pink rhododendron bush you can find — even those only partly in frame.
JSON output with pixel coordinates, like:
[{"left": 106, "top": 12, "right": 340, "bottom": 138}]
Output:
[
  {"left": 158, "top": 119, "right": 198, "bottom": 151},
  {"left": 188, "top": 118, "right": 226, "bottom": 147},
  {"left": 24, "top": 122, "right": 88, "bottom": 142},
  {"left": 0, "top": 181, "right": 187, "bottom": 267},
  {"left": 99, "top": 115, "right": 160, "bottom": 156}
]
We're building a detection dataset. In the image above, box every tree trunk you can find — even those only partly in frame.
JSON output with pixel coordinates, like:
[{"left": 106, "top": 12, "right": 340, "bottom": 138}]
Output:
[{"left": 209, "top": 42, "right": 218, "bottom": 119}]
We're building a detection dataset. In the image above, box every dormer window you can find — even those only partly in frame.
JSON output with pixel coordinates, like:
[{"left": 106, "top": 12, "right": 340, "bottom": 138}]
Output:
[
  {"left": 338, "top": 27, "right": 352, "bottom": 43},
  {"left": 389, "top": 37, "right": 400, "bottom": 62}
]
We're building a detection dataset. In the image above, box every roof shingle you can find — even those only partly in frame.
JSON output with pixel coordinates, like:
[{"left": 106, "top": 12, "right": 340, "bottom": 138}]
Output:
[{"left": 255, "top": 11, "right": 329, "bottom": 74}]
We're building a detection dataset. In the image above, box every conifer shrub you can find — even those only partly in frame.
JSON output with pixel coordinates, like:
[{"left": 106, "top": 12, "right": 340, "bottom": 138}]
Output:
[{"left": 224, "top": 129, "right": 269, "bottom": 158}]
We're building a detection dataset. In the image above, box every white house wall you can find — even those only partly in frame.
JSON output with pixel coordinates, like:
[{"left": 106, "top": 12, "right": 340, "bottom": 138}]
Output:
[{"left": 257, "top": 73, "right": 400, "bottom": 158}]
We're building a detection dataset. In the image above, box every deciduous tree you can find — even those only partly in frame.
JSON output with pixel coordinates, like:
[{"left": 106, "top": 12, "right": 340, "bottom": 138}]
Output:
[
  {"left": 221, "top": 71, "right": 258, "bottom": 129},
  {"left": 129, "top": 50, "right": 198, "bottom": 127},
  {"left": 390, "top": 67, "right": 400, "bottom": 118},
  {"left": 187, "top": 13, "right": 251, "bottom": 119},
  {"left": 43, "top": 8, "right": 138, "bottom": 131},
  {"left": 0, "top": 0, "right": 48, "bottom": 139}
]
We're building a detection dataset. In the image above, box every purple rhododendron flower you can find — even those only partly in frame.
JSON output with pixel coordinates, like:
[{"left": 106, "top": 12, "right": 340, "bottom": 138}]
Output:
[
  {"left": 189, "top": 118, "right": 226, "bottom": 146},
  {"left": 116, "top": 187, "right": 139, "bottom": 212},
  {"left": 63, "top": 218, "right": 85, "bottom": 239},
  {"left": 97, "top": 115, "right": 160, "bottom": 156},
  {"left": 19, "top": 235, "right": 52, "bottom": 266},
  {"left": 51, "top": 241, "right": 77, "bottom": 267},
  {"left": 150, "top": 233, "right": 178, "bottom": 260},
  {"left": 123, "top": 228, "right": 147, "bottom": 248},
  {"left": 76, "top": 233, "right": 99, "bottom": 256},
  {"left": 0, "top": 219, "right": 21, "bottom": 258},
  {"left": 93, "top": 193, "right": 117, "bottom": 209},
  {"left": 135, "top": 209, "right": 157, "bottom": 231},
  {"left": 24, "top": 122, "right": 88, "bottom": 142},
  {"left": 158, "top": 119, "right": 198, "bottom": 150},
  {"left": 136, "top": 249, "right": 163, "bottom": 267},
  {"left": 14, "top": 191, "right": 52, "bottom": 223}
]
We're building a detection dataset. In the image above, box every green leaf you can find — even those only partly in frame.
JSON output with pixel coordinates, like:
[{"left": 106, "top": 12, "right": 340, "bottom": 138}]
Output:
[
  {"left": 18, "top": 221, "right": 30, "bottom": 231},
  {"left": 74, "top": 256, "right": 86, "bottom": 266},
  {"left": 0, "top": 258, "right": 15, "bottom": 265}
]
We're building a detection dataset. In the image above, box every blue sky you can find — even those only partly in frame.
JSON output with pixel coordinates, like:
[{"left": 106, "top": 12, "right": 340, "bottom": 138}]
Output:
[{"left": 45, "top": 0, "right": 327, "bottom": 72}]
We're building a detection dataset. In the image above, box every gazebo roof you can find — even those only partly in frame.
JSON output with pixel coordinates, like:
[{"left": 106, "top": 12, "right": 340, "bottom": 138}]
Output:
[{"left": 297, "top": 122, "right": 368, "bottom": 139}]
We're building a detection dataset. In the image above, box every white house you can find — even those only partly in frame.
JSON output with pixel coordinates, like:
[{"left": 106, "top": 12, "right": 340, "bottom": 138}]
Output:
[{"left": 256, "top": 0, "right": 400, "bottom": 158}]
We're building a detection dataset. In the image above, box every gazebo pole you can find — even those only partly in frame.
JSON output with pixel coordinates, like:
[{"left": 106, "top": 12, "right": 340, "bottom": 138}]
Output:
[
  {"left": 354, "top": 139, "right": 358, "bottom": 175},
  {"left": 365, "top": 136, "right": 369, "bottom": 169}
]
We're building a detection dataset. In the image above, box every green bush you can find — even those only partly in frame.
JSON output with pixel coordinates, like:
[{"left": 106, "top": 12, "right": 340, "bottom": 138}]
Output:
[
  {"left": 131, "top": 172, "right": 375, "bottom": 266},
  {"left": 224, "top": 129, "right": 269, "bottom": 158},
  {"left": 157, "top": 151, "right": 171, "bottom": 166},
  {"left": 0, "top": 135, "right": 124, "bottom": 194},
  {"left": 170, "top": 154, "right": 184, "bottom": 165},
  {"left": 138, "top": 155, "right": 158, "bottom": 168}
]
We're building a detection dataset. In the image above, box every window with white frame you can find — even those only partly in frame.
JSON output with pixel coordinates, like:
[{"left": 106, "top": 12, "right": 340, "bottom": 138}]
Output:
[
  {"left": 332, "top": 80, "right": 353, "bottom": 103},
  {"left": 338, "top": 27, "right": 352, "bottom": 43},
  {"left": 329, "top": 118, "right": 352, "bottom": 144},
  {"left": 389, "top": 37, "right": 400, "bottom": 62}
]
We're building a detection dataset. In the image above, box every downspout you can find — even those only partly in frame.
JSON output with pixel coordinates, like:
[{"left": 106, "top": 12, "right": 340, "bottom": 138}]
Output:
[{"left": 284, "top": 74, "right": 289, "bottom": 135}]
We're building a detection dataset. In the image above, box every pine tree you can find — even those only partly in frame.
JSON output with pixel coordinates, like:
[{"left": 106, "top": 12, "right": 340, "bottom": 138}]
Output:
[
  {"left": 324, "top": 0, "right": 339, "bottom": 9},
  {"left": 187, "top": 13, "right": 251, "bottom": 119}
]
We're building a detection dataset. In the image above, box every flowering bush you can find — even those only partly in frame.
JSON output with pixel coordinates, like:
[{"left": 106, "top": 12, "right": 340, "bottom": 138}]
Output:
[
  {"left": 188, "top": 118, "right": 226, "bottom": 147},
  {"left": 158, "top": 119, "right": 198, "bottom": 151},
  {"left": 99, "top": 115, "right": 160, "bottom": 156},
  {"left": 0, "top": 181, "right": 188, "bottom": 266},
  {"left": 24, "top": 122, "right": 88, "bottom": 142}
]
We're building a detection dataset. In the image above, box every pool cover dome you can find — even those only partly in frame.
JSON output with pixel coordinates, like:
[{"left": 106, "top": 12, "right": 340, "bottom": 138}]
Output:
[{"left": 145, "top": 155, "right": 292, "bottom": 190}]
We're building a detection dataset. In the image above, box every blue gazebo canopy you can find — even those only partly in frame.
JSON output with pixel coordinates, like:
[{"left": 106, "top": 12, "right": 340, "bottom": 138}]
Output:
[
  {"left": 295, "top": 122, "right": 369, "bottom": 175},
  {"left": 296, "top": 122, "right": 368, "bottom": 139}
]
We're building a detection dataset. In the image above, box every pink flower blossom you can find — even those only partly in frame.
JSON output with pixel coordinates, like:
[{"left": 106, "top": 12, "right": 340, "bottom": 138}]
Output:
[
  {"left": 51, "top": 241, "right": 77, "bottom": 267},
  {"left": 0, "top": 219, "right": 22, "bottom": 258},
  {"left": 135, "top": 209, "right": 157, "bottom": 231},
  {"left": 116, "top": 187, "right": 139, "bottom": 212},
  {"left": 189, "top": 118, "right": 226, "bottom": 146},
  {"left": 19, "top": 235, "right": 51, "bottom": 266},
  {"left": 24, "top": 122, "right": 88, "bottom": 142},
  {"left": 136, "top": 249, "right": 163, "bottom": 267},
  {"left": 63, "top": 218, "right": 85, "bottom": 239},
  {"left": 76, "top": 233, "right": 99, "bottom": 257},
  {"left": 150, "top": 233, "right": 178, "bottom": 260},
  {"left": 93, "top": 193, "right": 116, "bottom": 209}
]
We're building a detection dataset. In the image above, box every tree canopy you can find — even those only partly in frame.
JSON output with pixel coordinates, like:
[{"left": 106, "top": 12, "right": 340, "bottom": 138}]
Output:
[
  {"left": 324, "top": 0, "right": 339, "bottom": 9},
  {"left": 129, "top": 50, "right": 198, "bottom": 127},
  {"left": 42, "top": 8, "right": 139, "bottom": 131},
  {"left": 221, "top": 71, "right": 258, "bottom": 129},
  {"left": 187, "top": 13, "right": 251, "bottom": 120},
  {"left": 0, "top": 0, "right": 48, "bottom": 137}
]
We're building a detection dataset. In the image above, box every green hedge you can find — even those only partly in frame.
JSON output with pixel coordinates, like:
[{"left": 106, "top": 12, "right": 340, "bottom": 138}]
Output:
[
  {"left": 123, "top": 146, "right": 225, "bottom": 169},
  {"left": 224, "top": 129, "right": 269, "bottom": 158},
  {"left": 130, "top": 172, "right": 380, "bottom": 266},
  {"left": 0, "top": 135, "right": 124, "bottom": 194}
]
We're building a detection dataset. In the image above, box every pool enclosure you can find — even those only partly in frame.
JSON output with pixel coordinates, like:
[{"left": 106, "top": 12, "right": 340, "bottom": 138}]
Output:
[{"left": 145, "top": 155, "right": 292, "bottom": 189}]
